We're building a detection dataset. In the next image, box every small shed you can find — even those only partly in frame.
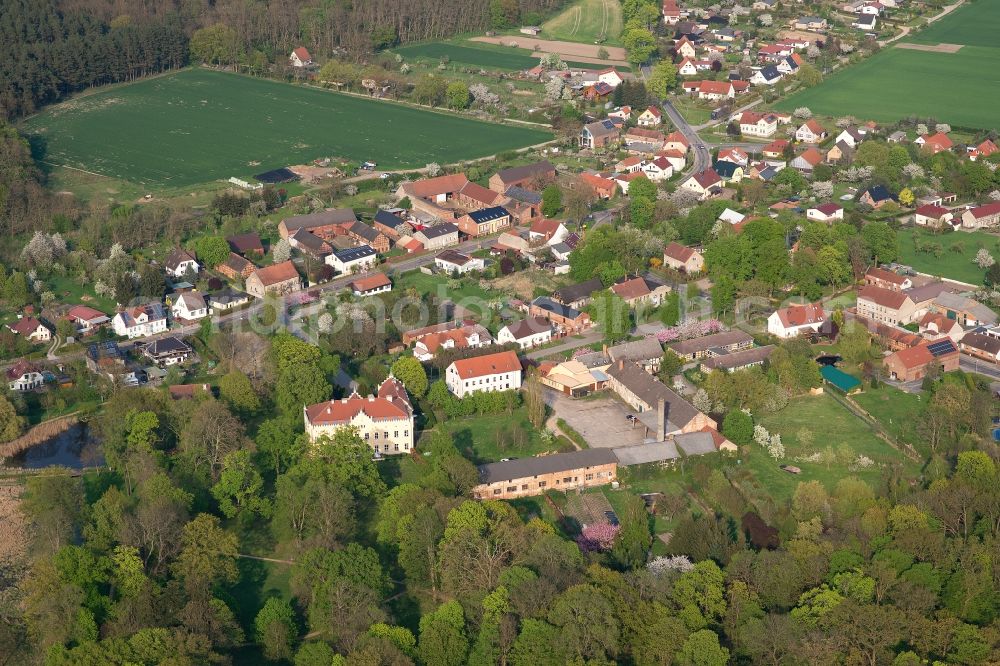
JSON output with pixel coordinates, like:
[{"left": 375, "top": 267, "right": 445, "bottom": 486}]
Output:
[{"left": 820, "top": 365, "right": 861, "bottom": 394}]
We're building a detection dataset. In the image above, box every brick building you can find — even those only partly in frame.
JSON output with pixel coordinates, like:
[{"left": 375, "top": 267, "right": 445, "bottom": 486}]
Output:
[{"left": 472, "top": 449, "right": 618, "bottom": 500}]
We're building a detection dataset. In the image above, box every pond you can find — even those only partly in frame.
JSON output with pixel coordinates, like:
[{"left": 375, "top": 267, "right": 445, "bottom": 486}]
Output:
[
  {"left": 5, "top": 424, "right": 103, "bottom": 470},
  {"left": 815, "top": 355, "right": 842, "bottom": 366}
]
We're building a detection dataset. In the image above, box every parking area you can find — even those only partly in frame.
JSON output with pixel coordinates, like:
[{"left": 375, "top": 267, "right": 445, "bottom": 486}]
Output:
[{"left": 545, "top": 390, "right": 647, "bottom": 449}]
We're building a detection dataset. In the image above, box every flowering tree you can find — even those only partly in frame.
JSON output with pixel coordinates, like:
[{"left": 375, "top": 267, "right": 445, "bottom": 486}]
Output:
[
  {"left": 544, "top": 77, "right": 565, "bottom": 101},
  {"left": 902, "top": 164, "right": 925, "bottom": 180},
  {"left": 692, "top": 389, "right": 713, "bottom": 413},
  {"left": 648, "top": 555, "right": 695, "bottom": 575},
  {"left": 916, "top": 123, "right": 928, "bottom": 136},
  {"left": 655, "top": 319, "right": 724, "bottom": 343},
  {"left": 757, "top": 13, "right": 773, "bottom": 26},
  {"left": 425, "top": 163, "right": 442, "bottom": 177},
  {"left": 793, "top": 107, "right": 812, "bottom": 119},
  {"left": 812, "top": 181, "right": 834, "bottom": 198},
  {"left": 576, "top": 523, "right": 620, "bottom": 552},
  {"left": 272, "top": 238, "right": 291, "bottom": 263},
  {"left": 975, "top": 248, "right": 995, "bottom": 269},
  {"left": 935, "top": 123, "right": 951, "bottom": 134}
]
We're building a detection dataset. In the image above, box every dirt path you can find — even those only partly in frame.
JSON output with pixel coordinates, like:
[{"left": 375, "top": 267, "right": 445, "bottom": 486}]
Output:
[
  {"left": 470, "top": 36, "right": 627, "bottom": 61},
  {"left": 0, "top": 481, "right": 27, "bottom": 563},
  {"left": 880, "top": 0, "right": 965, "bottom": 46},
  {"left": 895, "top": 42, "right": 963, "bottom": 53}
]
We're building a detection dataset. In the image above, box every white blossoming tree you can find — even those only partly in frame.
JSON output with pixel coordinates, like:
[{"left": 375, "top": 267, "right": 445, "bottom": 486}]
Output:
[
  {"left": 975, "top": 248, "right": 995, "bottom": 269},
  {"left": 272, "top": 238, "right": 291, "bottom": 263},
  {"left": 793, "top": 107, "right": 813, "bottom": 119}
]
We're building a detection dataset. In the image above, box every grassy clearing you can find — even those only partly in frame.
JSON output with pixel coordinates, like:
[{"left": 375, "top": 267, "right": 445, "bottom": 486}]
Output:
[
  {"left": 395, "top": 40, "right": 629, "bottom": 71},
  {"left": 394, "top": 270, "right": 503, "bottom": 302},
  {"left": 21, "top": 68, "right": 552, "bottom": 188},
  {"left": 897, "top": 227, "right": 1000, "bottom": 285},
  {"left": 754, "top": 392, "right": 912, "bottom": 500},
  {"left": 775, "top": 45, "right": 1000, "bottom": 130},
  {"left": 907, "top": 1, "right": 1000, "bottom": 48},
  {"left": 541, "top": 0, "right": 624, "bottom": 46},
  {"left": 425, "top": 408, "right": 555, "bottom": 463},
  {"left": 852, "top": 385, "right": 926, "bottom": 452}
]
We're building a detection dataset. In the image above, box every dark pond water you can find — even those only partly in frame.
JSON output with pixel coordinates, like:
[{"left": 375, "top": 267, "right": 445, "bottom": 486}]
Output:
[
  {"left": 6, "top": 423, "right": 103, "bottom": 470},
  {"left": 816, "top": 355, "right": 842, "bottom": 366}
]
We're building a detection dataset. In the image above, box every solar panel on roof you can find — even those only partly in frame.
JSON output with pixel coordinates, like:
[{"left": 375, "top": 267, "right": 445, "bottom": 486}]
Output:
[{"left": 927, "top": 339, "right": 957, "bottom": 356}]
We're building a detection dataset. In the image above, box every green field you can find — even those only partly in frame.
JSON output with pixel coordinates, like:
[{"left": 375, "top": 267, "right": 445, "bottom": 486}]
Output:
[
  {"left": 897, "top": 227, "right": 1000, "bottom": 285},
  {"left": 776, "top": 2, "right": 1000, "bottom": 130},
  {"left": 21, "top": 69, "right": 552, "bottom": 188},
  {"left": 541, "top": 0, "right": 623, "bottom": 46},
  {"left": 394, "top": 40, "right": 629, "bottom": 72},
  {"left": 907, "top": 1, "right": 1000, "bottom": 47}
]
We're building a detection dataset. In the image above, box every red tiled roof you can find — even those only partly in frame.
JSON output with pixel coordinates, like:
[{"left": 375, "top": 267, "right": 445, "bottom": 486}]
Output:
[
  {"left": 920, "top": 132, "right": 953, "bottom": 150},
  {"left": 643, "top": 106, "right": 662, "bottom": 117},
  {"left": 6, "top": 359, "right": 40, "bottom": 381},
  {"left": 764, "top": 139, "right": 789, "bottom": 153},
  {"left": 9, "top": 317, "right": 45, "bottom": 337},
  {"left": 459, "top": 181, "right": 502, "bottom": 206},
  {"left": 802, "top": 119, "right": 825, "bottom": 135},
  {"left": 812, "top": 202, "right": 843, "bottom": 215},
  {"left": 66, "top": 305, "right": 106, "bottom": 322},
  {"left": 775, "top": 303, "right": 825, "bottom": 328},
  {"left": 699, "top": 80, "right": 732, "bottom": 95},
  {"left": 866, "top": 267, "right": 907, "bottom": 285},
  {"left": 915, "top": 204, "right": 950, "bottom": 218},
  {"left": 450, "top": 350, "right": 521, "bottom": 379},
  {"left": 692, "top": 169, "right": 721, "bottom": 188},
  {"left": 351, "top": 273, "right": 391, "bottom": 292},
  {"left": 580, "top": 173, "right": 617, "bottom": 192},
  {"left": 798, "top": 147, "right": 823, "bottom": 167},
  {"left": 252, "top": 260, "right": 299, "bottom": 286},
  {"left": 403, "top": 173, "right": 470, "bottom": 199},
  {"left": 530, "top": 218, "right": 563, "bottom": 236},
  {"left": 610, "top": 277, "right": 652, "bottom": 300},
  {"left": 858, "top": 285, "right": 911, "bottom": 309},
  {"left": 665, "top": 131, "right": 690, "bottom": 148},
  {"left": 968, "top": 202, "right": 1000, "bottom": 219},
  {"left": 663, "top": 242, "right": 697, "bottom": 263},
  {"left": 292, "top": 47, "right": 311, "bottom": 61}
]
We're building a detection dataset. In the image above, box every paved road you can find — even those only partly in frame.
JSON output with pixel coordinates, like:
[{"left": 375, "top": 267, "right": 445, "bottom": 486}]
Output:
[
  {"left": 661, "top": 99, "right": 711, "bottom": 185},
  {"left": 960, "top": 353, "right": 1000, "bottom": 382},
  {"left": 526, "top": 329, "right": 604, "bottom": 360}
]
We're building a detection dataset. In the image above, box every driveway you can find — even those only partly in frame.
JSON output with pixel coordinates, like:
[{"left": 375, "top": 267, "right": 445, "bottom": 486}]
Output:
[{"left": 544, "top": 390, "right": 646, "bottom": 448}]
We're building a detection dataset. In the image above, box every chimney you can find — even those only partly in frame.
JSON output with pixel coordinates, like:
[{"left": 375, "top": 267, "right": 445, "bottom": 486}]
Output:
[
  {"left": 618, "top": 359, "right": 625, "bottom": 370},
  {"left": 657, "top": 398, "right": 667, "bottom": 442},
  {"left": 602, "top": 343, "right": 608, "bottom": 355}
]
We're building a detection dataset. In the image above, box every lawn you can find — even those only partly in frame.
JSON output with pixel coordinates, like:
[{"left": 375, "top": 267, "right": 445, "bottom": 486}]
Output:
[
  {"left": 897, "top": 227, "right": 1000, "bottom": 285},
  {"left": 852, "top": 385, "right": 926, "bottom": 453},
  {"left": 394, "top": 40, "right": 629, "bottom": 72},
  {"left": 775, "top": 45, "right": 1000, "bottom": 130},
  {"left": 394, "top": 269, "right": 503, "bottom": 303},
  {"left": 425, "top": 408, "right": 555, "bottom": 463},
  {"left": 906, "top": 1, "right": 1000, "bottom": 48},
  {"left": 753, "top": 392, "right": 913, "bottom": 500},
  {"left": 541, "top": 0, "right": 624, "bottom": 46},
  {"left": 21, "top": 68, "right": 552, "bottom": 188}
]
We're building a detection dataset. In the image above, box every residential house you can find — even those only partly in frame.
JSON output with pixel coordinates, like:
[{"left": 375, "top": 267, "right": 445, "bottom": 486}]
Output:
[
  {"left": 217, "top": 252, "right": 256, "bottom": 281},
  {"left": 528, "top": 218, "right": 568, "bottom": 244},
  {"left": 373, "top": 210, "right": 413, "bottom": 240},
  {"left": 794, "top": 16, "right": 828, "bottom": 30},
  {"left": 350, "top": 273, "right": 392, "bottom": 297},
  {"left": 865, "top": 267, "right": 912, "bottom": 291},
  {"left": 112, "top": 303, "right": 168, "bottom": 339},
  {"left": 326, "top": 246, "right": 377, "bottom": 275},
  {"left": 887, "top": 130, "right": 907, "bottom": 143},
  {"left": 856, "top": 285, "right": 916, "bottom": 325},
  {"left": 278, "top": 208, "right": 357, "bottom": 239},
  {"left": 835, "top": 126, "right": 865, "bottom": 148},
  {"left": 687, "top": 80, "right": 735, "bottom": 100},
  {"left": 170, "top": 292, "right": 208, "bottom": 322},
  {"left": 931, "top": 292, "right": 998, "bottom": 328},
  {"left": 289, "top": 47, "right": 312, "bottom": 67},
  {"left": 662, "top": 243, "right": 705, "bottom": 273},
  {"left": 489, "top": 162, "right": 555, "bottom": 193},
  {"left": 919, "top": 311, "right": 964, "bottom": 342},
  {"left": 853, "top": 13, "right": 877, "bottom": 29},
  {"left": 682, "top": 169, "right": 723, "bottom": 200},
  {"left": 529, "top": 296, "right": 592, "bottom": 334},
  {"left": 574, "top": 175, "right": 616, "bottom": 204},
  {"left": 608, "top": 337, "right": 664, "bottom": 373},
  {"left": 580, "top": 119, "right": 620, "bottom": 150},
  {"left": 445, "top": 350, "right": 522, "bottom": 398},
  {"left": 412, "top": 323, "right": 493, "bottom": 361},
  {"left": 615, "top": 171, "right": 651, "bottom": 195},
  {"left": 637, "top": 106, "right": 663, "bottom": 126},
  {"left": 472, "top": 449, "right": 618, "bottom": 500},
  {"left": 914, "top": 204, "right": 954, "bottom": 228},
  {"left": 674, "top": 36, "right": 698, "bottom": 59},
  {"left": 960, "top": 202, "right": 1000, "bottom": 229},
  {"left": 826, "top": 140, "right": 853, "bottom": 164},
  {"left": 767, "top": 303, "right": 827, "bottom": 338},
  {"left": 65, "top": 305, "right": 110, "bottom": 336},
  {"left": 663, "top": 131, "right": 691, "bottom": 154},
  {"left": 503, "top": 186, "right": 543, "bottom": 224},
  {"left": 597, "top": 68, "right": 625, "bottom": 88},
  {"left": 642, "top": 157, "right": 674, "bottom": 182},
  {"left": 140, "top": 336, "right": 193, "bottom": 367},
  {"left": 915, "top": 132, "right": 953, "bottom": 155},
  {"left": 497, "top": 317, "right": 553, "bottom": 349},
  {"left": 668, "top": 329, "right": 754, "bottom": 361},
  {"left": 616, "top": 156, "right": 644, "bottom": 173},
  {"left": 164, "top": 248, "right": 199, "bottom": 278},
  {"left": 304, "top": 376, "right": 415, "bottom": 455},
  {"left": 606, "top": 360, "right": 717, "bottom": 437},
  {"left": 968, "top": 139, "right": 999, "bottom": 161},
  {"left": 457, "top": 206, "right": 512, "bottom": 237},
  {"left": 539, "top": 359, "right": 609, "bottom": 396},
  {"left": 246, "top": 261, "right": 301, "bottom": 298},
  {"left": 750, "top": 65, "right": 782, "bottom": 86},
  {"left": 959, "top": 332, "right": 1000, "bottom": 363},
  {"left": 663, "top": 0, "right": 681, "bottom": 24},
  {"left": 738, "top": 111, "right": 778, "bottom": 138},
  {"left": 713, "top": 160, "right": 744, "bottom": 184},
  {"left": 806, "top": 203, "right": 844, "bottom": 223},
  {"left": 677, "top": 57, "right": 699, "bottom": 76},
  {"left": 610, "top": 276, "right": 671, "bottom": 308},
  {"left": 607, "top": 106, "right": 632, "bottom": 121},
  {"left": 552, "top": 278, "right": 604, "bottom": 310},
  {"left": 777, "top": 54, "right": 802, "bottom": 75},
  {"left": 884, "top": 339, "right": 960, "bottom": 381},
  {"left": 763, "top": 139, "right": 790, "bottom": 159},
  {"left": 8, "top": 317, "right": 51, "bottom": 343},
  {"left": 396, "top": 173, "right": 469, "bottom": 216},
  {"left": 624, "top": 127, "right": 666, "bottom": 153},
  {"left": 7, "top": 360, "right": 43, "bottom": 392},
  {"left": 435, "top": 249, "right": 485, "bottom": 275},
  {"left": 348, "top": 222, "right": 390, "bottom": 254},
  {"left": 457, "top": 181, "right": 505, "bottom": 210},
  {"left": 227, "top": 233, "right": 265, "bottom": 257},
  {"left": 790, "top": 147, "right": 823, "bottom": 173},
  {"left": 207, "top": 288, "right": 250, "bottom": 312},
  {"left": 795, "top": 119, "right": 827, "bottom": 143},
  {"left": 414, "top": 223, "right": 460, "bottom": 249},
  {"left": 860, "top": 185, "right": 895, "bottom": 209}
]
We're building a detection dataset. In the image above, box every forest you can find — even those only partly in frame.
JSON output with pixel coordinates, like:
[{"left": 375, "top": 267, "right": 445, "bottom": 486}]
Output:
[{"left": 0, "top": 0, "right": 566, "bottom": 120}]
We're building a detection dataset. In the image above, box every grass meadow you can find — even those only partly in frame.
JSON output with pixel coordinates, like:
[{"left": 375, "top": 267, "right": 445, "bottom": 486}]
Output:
[
  {"left": 896, "top": 227, "right": 1000, "bottom": 285},
  {"left": 21, "top": 68, "right": 552, "bottom": 188},
  {"left": 393, "top": 39, "right": 630, "bottom": 72},
  {"left": 541, "top": 0, "right": 624, "bottom": 46}
]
